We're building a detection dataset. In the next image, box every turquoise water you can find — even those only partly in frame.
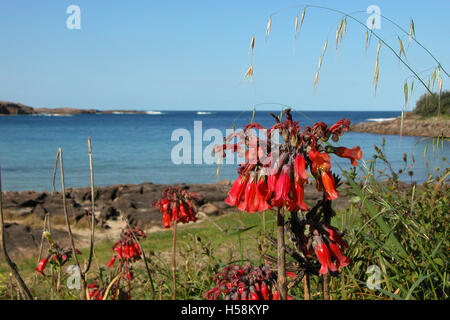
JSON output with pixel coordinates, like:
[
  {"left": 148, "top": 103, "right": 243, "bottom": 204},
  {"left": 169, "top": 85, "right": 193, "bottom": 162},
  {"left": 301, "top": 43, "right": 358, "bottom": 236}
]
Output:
[{"left": 0, "top": 111, "right": 447, "bottom": 191}]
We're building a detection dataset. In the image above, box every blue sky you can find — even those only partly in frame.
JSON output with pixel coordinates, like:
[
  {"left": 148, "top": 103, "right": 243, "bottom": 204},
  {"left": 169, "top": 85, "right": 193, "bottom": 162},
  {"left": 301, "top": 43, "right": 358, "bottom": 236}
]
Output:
[{"left": 0, "top": 0, "right": 448, "bottom": 111}]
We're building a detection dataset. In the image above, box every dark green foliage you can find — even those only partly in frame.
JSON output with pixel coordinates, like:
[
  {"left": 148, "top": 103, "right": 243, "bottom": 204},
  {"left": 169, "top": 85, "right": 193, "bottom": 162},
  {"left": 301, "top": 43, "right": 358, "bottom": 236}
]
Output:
[{"left": 414, "top": 91, "right": 450, "bottom": 116}]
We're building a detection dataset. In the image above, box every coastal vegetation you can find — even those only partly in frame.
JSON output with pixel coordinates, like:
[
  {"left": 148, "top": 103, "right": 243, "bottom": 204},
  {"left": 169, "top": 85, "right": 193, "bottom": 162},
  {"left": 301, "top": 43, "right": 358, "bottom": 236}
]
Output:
[{"left": 414, "top": 91, "right": 450, "bottom": 117}]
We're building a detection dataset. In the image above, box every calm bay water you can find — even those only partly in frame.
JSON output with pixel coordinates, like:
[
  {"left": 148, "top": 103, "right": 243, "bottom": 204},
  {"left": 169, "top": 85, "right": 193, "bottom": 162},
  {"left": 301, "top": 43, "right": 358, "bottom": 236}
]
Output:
[{"left": 0, "top": 111, "right": 448, "bottom": 191}]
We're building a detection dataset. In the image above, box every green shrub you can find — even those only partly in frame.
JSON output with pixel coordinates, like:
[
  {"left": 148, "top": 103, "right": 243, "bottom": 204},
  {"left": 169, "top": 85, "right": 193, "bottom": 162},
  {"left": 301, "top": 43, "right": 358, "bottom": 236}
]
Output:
[{"left": 413, "top": 91, "right": 450, "bottom": 116}]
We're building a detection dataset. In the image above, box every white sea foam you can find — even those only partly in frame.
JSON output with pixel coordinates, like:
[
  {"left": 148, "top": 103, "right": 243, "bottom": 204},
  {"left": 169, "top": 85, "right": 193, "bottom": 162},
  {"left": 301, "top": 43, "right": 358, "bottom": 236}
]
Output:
[
  {"left": 366, "top": 117, "right": 397, "bottom": 122},
  {"left": 33, "top": 113, "right": 72, "bottom": 117},
  {"left": 196, "top": 111, "right": 214, "bottom": 115}
]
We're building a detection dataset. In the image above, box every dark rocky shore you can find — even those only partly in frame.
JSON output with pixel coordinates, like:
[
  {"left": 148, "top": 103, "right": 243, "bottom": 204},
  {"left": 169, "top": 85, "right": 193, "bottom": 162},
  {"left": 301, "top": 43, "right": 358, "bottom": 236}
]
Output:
[
  {"left": 0, "top": 101, "right": 152, "bottom": 116},
  {"left": 350, "top": 113, "right": 450, "bottom": 137},
  {"left": 2, "top": 181, "right": 350, "bottom": 259}
]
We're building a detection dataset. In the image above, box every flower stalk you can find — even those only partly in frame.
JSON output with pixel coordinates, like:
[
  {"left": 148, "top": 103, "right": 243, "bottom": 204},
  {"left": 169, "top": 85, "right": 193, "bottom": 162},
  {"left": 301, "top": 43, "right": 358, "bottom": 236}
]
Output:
[{"left": 276, "top": 208, "right": 287, "bottom": 300}]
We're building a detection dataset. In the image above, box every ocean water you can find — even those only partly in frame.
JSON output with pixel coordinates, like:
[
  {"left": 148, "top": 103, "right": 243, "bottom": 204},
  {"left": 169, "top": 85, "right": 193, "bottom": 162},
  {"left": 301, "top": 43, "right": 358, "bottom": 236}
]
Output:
[{"left": 0, "top": 111, "right": 448, "bottom": 192}]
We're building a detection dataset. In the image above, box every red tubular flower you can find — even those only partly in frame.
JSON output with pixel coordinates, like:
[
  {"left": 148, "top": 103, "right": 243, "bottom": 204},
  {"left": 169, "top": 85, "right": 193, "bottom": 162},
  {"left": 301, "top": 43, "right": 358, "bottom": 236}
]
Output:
[
  {"left": 286, "top": 271, "right": 296, "bottom": 279},
  {"left": 116, "top": 245, "right": 123, "bottom": 259},
  {"left": 314, "top": 236, "right": 338, "bottom": 275},
  {"left": 324, "top": 225, "right": 348, "bottom": 249},
  {"left": 188, "top": 207, "right": 197, "bottom": 222},
  {"left": 179, "top": 203, "right": 189, "bottom": 222},
  {"left": 128, "top": 245, "right": 136, "bottom": 258},
  {"left": 256, "top": 177, "right": 268, "bottom": 198},
  {"left": 225, "top": 175, "right": 248, "bottom": 206},
  {"left": 294, "top": 154, "right": 308, "bottom": 183},
  {"left": 160, "top": 199, "right": 170, "bottom": 213},
  {"left": 292, "top": 182, "right": 309, "bottom": 211},
  {"left": 106, "top": 256, "right": 116, "bottom": 268},
  {"left": 265, "top": 173, "right": 278, "bottom": 201},
  {"left": 309, "top": 149, "right": 331, "bottom": 173},
  {"left": 272, "top": 291, "right": 279, "bottom": 300},
  {"left": 271, "top": 165, "right": 291, "bottom": 208},
  {"left": 261, "top": 282, "right": 269, "bottom": 300},
  {"left": 162, "top": 212, "right": 171, "bottom": 229},
  {"left": 334, "top": 146, "right": 362, "bottom": 166},
  {"left": 328, "top": 241, "right": 350, "bottom": 268},
  {"left": 134, "top": 242, "right": 142, "bottom": 255},
  {"left": 328, "top": 118, "right": 350, "bottom": 141},
  {"left": 238, "top": 180, "right": 257, "bottom": 212},
  {"left": 124, "top": 245, "right": 130, "bottom": 259},
  {"left": 250, "top": 289, "right": 260, "bottom": 300},
  {"left": 35, "top": 258, "right": 48, "bottom": 275},
  {"left": 255, "top": 179, "right": 271, "bottom": 212},
  {"left": 321, "top": 170, "right": 339, "bottom": 200},
  {"left": 171, "top": 205, "right": 179, "bottom": 222},
  {"left": 314, "top": 236, "right": 337, "bottom": 274}
]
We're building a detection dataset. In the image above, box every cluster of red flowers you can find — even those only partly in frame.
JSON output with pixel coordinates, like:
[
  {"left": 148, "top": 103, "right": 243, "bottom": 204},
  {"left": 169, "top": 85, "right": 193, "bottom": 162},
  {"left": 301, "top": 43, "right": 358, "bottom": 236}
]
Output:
[
  {"left": 205, "top": 265, "right": 294, "bottom": 300},
  {"left": 215, "top": 109, "right": 362, "bottom": 212},
  {"left": 35, "top": 248, "right": 81, "bottom": 275},
  {"left": 153, "top": 187, "right": 201, "bottom": 228},
  {"left": 313, "top": 225, "right": 350, "bottom": 274},
  {"left": 106, "top": 228, "right": 146, "bottom": 281},
  {"left": 288, "top": 212, "right": 351, "bottom": 275},
  {"left": 214, "top": 109, "right": 360, "bottom": 275},
  {"left": 87, "top": 280, "right": 104, "bottom": 300}
]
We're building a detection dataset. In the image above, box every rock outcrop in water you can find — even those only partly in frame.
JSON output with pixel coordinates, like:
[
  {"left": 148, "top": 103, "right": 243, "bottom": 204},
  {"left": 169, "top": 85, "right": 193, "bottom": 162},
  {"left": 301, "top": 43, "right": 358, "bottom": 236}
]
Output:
[
  {"left": 0, "top": 100, "right": 154, "bottom": 116},
  {"left": 350, "top": 113, "right": 450, "bottom": 137},
  {"left": 0, "top": 101, "right": 34, "bottom": 115}
]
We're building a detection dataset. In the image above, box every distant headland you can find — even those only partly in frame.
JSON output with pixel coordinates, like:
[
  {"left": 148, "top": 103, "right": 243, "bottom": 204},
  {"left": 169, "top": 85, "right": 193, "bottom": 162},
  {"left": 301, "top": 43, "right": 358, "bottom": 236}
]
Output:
[
  {"left": 350, "top": 113, "right": 449, "bottom": 138},
  {"left": 0, "top": 101, "right": 152, "bottom": 116}
]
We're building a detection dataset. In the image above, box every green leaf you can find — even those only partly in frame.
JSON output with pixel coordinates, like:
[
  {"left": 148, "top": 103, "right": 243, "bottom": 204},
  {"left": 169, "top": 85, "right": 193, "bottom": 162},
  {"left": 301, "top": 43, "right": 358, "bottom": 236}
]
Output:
[
  {"left": 405, "top": 273, "right": 433, "bottom": 300},
  {"left": 344, "top": 172, "right": 410, "bottom": 261},
  {"left": 222, "top": 225, "right": 257, "bottom": 239}
]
